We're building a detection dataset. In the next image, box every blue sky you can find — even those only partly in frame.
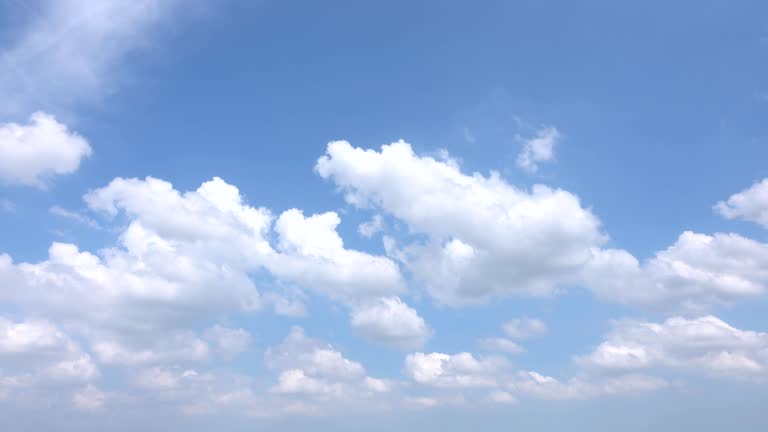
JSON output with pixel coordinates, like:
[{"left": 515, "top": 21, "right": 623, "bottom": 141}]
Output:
[{"left": 1, "top": 1, "right": 768, "bottom": 430}]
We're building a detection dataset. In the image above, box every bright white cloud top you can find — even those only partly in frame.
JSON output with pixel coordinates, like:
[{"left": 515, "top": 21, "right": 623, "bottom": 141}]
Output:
[{"left": 0, "top": 112, "right": 92, "bottom": 187}]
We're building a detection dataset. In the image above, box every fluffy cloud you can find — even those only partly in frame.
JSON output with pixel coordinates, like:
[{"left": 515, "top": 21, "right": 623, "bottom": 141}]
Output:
[
  {"left": 583, "top": 231, "right": 768, "bottom": 309},
  {"left": 578, "top": 315, "right": 768, "bottom": 378},
  {"left": 0, "top": 112, "right": 91, "bottom": 187},
  {"left": 515, "top": 127, "right": 560, "bottom": 173},
  {"left": 316, "top": 140, "right": 605, "bottom": 306},
  {"left": 266, "top": 327, "right": 391, "bottom": 399},
  {"left": 350, "top": 297, "right": 432, "bottom": 350},
  {"left": 0, "top": 317, "right": 98, "bottom": 397},
  {"left": 404, "top": 352, "right": 507, "bottom": 388},
  {"left": 715, "top": 178, "right": 768, "bottom": 228}
]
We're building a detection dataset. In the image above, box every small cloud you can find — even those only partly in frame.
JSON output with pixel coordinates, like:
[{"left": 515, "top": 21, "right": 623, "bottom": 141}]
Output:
[
  {"left": 358, "top": 214, "right": 384, "bottom": 238},
  {"left": 462, "top": 127, "right": 476, "bottom": 144},
  {"left": 515, "top": 126, "right": 560, "bottom": 173}
]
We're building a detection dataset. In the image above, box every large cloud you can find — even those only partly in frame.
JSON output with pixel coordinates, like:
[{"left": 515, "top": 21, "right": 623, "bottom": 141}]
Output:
[
  {"left": 0, "top": 176, "right": 420, "bottom": 376},
  {"left": 0, "top": 112, "right": 91, "bottom": 187},
  {"left": 316, "top": 140, "right": 606, "bottom": 306}
]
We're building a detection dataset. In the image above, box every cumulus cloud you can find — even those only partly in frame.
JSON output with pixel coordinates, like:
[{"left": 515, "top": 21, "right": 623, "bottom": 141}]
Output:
[
  {"left": 0, "top": 176, "right": 412, "bottom": 379},
  {"left": 266, "top": 327, "right": 391, "bottom": 399},
  {"left": 583, "top": 231, "right": 768, "bottom": 309},
  {"left": 0, "top": 317, "right": 98, "bottom": 398},
  {"left": 0, "top": 112, "right": 91, "bottom": 187},
  {"left": 578, "top": 315, "right": 768, "bottom": 378},
  {"left": 350, "top": 297, "right": 432, "bottom": 349},
  {"left": 515, "top": 126, "right": 560, "bottom": 173},
  {"left": 316, "top": 140, "right": 605, "bottom": 306},
  {"left": 715, "top": 178, "right": 768, "bottom": 228},
  {"left": 404, "top": 352, "right": 508, "bottom": 388}
]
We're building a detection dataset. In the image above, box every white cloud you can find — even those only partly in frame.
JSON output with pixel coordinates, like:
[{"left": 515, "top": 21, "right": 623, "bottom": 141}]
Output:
[
  {"left": 578, "top": 315, "right": 768, "bottom": 378},
  {"left": 270, "top": 208, "right": 405, "bottom": 303},
  {"left": 203, "top": 325, "right": 253, "bottom": 359},
  {"left": 358, "top": 214, "right": 384, "bottom": 238},
  {"left": 583, "top": 231, "right": 768, "bottom": 309},
  {"left": 487, "top": 390, "right": 517, "bottom": 404},
  {"left": 0, "top": 0, "right": 184, "bottom": 116},
  {"left": 510, "top": 371, "right": 667, "bottom": 400},
  {"left": 350, "top": 297, "right": 432, "bottom": 350},
  {"left": 92, "top": 332, "right": 209, "bottom": 366},
  {"left": 0, "top": 176, "right": 407, "bottom": 373},
  {"left": 265, "top": 327, "right": 389, "bottom": 400},
  {"left": 515, "top": 127, "right": 560, "bottom": 173},
  {"left": 0, "top": 112, "right": 91, "bottom": 187},
  {"left": 0, "top": 317, "right": 98, "bottom": 398},
  {"left": 316, "top": 140, "right": 605, "bottom": 306},
  {"left": 478, "top": 337, "right": 525, "bottom": 354},
  {"left": 404, "top": 352, "right": 507, "bottom": 388},
  {"left": 715, "top": 178, "right": 768, "bottom": 228},
  {"left": 72, "top": 384, "right": 106, "bottom": 411},
  {"left": 503, "top": 317, "right": 548, "bottom": 339}
]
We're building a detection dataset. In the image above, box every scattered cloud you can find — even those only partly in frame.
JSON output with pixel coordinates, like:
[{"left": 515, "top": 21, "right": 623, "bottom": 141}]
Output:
[
  {"left": 515, "top": 126, "right": 560, "bottom": 173},
  {"left": 715, "top": 178, "right": 768, "bottom": 228},
  {"left": 0, "top": 112, "right": 91, "bottom": 187},
  {"left": 503, "top": 317, "right": 548, "bottom": 339}
]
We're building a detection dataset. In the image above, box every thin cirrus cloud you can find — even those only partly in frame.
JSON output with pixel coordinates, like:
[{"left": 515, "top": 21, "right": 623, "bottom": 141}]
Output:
[{"left": 0, "top": 0, "right": 183, "bottom": 117}]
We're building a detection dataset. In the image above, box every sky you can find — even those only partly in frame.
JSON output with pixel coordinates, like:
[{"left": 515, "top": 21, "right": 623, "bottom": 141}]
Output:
[{"left": 1, "top": 0, "right": 768, "bottom": 430}]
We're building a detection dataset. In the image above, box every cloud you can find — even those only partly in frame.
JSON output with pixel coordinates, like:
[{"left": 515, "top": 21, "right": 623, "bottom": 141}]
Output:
[
  {"left": 358, "top": 214, "right": 384, "bottom": 238},
  {"left": 510, "top": 371, "right": 667, "bottom": 400},
  {"left": 266, "top": 327, "right": 391, "bottom": 400},
  {"left": 72, "top": 384, "right": 105, "bottom": 411},
  {"left": 203, "top": 325, "right": 253, "bottom": 359},
  {"left": 715, "top": 178, "right": 768, "bottom": 228},
  {"left": 578, "top": 315, "right": 768, "bottom": 378},
  {"left": 0, "top": 317, "right": 98, "bottom": 396},
  {"left": 583, "top": 231, "right": 768, "bottom": 309},
  {"left": 349, "top": 297, "right": 432, "bottom": 350},
  {"left": 404, "top": 352, "right": 508, "bottom": 388},
  {"left": 503, "top": 317, "right": 548, "bottom": 339},
  {"left": 0, "top": 0, "right": 184, "bottom": 116},
  {"left": 515, "top": 127, "right": 560, "bottom": 173},
  {"left": 478, "top": 337, "right": 525, "bottom": 354},
  {"left": 316, "top": 140, "right": 605, "bottom": 306},
  {"left": 0, "top": 112, "right": 91, "bottom": 187}
]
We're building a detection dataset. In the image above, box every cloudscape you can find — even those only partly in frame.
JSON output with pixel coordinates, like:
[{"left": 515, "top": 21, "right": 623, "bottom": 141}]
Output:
[{"left": 1, "top": 1, "right": 767, "bottom": 431}]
